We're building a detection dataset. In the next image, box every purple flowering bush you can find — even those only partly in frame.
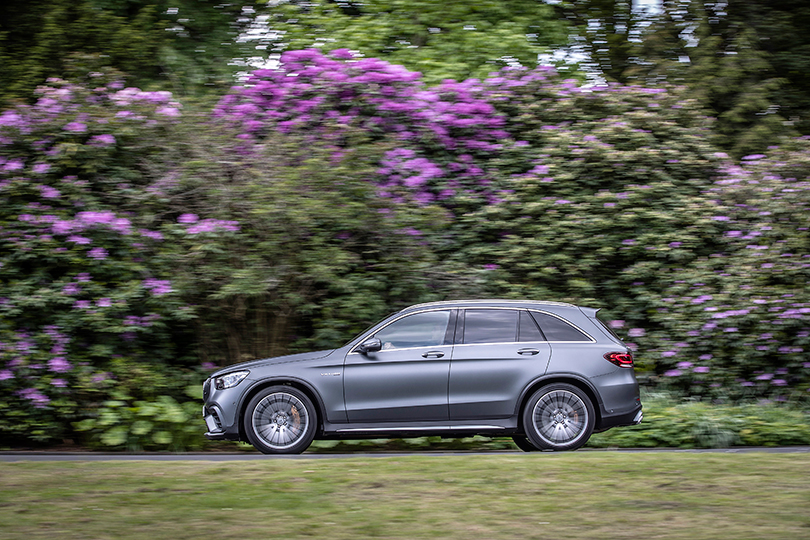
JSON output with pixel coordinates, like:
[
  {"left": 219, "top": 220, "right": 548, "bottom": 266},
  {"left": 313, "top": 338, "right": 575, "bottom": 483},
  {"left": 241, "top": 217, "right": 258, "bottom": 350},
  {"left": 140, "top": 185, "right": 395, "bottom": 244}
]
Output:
[
  {"left": 636, "top": 141, "right": 810, "bottom": 400},
  {"left": 214, "top": 49, "right": 509, "bottom": 209},
  {"left": 2, "top": 52, "right": 809, "bottom": 449},
  {"left": 155, "top": 122, "right": 455, "bottom": 361},
  {"left": 0, "top": 64, "right": 461, "bottom": 448},
  {"left": 467, "top": 138, "right": 810, "bottom": 401},
  {"left": 0, "top": 74, "right": 212, "bottom": 445}
]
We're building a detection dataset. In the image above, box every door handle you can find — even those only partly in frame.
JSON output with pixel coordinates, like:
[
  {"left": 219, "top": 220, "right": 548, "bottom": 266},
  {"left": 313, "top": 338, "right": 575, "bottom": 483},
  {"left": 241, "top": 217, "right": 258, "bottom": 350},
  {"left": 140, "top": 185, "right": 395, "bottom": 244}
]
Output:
[
  {"left": 422, "top": 351, "right": 445, "bottom": 358},
  {"left": 518, "top": 348, "right": 540, "bottom": 356}
]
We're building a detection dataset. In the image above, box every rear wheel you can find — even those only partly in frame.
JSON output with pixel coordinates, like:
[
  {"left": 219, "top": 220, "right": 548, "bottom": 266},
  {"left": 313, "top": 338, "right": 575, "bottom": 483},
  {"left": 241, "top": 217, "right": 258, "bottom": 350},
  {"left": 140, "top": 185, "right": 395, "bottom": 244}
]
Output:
[
  {"left": 522, "top": 383, "right": 595, "bottom": 451},
  {"left": 244, "top": 386, "right": 317, "bottom": 454}
]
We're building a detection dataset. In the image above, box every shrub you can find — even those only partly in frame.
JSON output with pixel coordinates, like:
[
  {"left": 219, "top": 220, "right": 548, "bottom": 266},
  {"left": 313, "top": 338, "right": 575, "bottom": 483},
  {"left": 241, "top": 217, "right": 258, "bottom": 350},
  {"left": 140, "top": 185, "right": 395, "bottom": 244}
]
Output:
[
  {"left": 588, "top": 392, "right": 810, "bottom": 448},
  {"left": 630, "top": 142, "right": 810, "bottom": 400},
  {"left": 4, "top": 53, "right": 810, "bottom": 449},
  {"left": 0, "top": 73, "right": 220, "bottom": 444}
]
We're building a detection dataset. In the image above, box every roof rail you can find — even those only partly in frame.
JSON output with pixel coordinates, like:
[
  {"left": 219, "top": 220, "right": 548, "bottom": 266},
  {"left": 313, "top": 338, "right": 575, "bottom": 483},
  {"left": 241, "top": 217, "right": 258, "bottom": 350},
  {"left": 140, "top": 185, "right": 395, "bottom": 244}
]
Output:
[{"left": 403, "top": 299, "right": 577, "bottom": 310}]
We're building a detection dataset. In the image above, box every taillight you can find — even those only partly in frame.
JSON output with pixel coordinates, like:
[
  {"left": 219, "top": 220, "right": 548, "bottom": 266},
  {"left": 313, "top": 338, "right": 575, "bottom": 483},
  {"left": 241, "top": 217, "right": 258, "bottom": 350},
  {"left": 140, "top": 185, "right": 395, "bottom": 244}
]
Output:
[{"left": 605, "top": 351, "right": 634, "bottom": 368}]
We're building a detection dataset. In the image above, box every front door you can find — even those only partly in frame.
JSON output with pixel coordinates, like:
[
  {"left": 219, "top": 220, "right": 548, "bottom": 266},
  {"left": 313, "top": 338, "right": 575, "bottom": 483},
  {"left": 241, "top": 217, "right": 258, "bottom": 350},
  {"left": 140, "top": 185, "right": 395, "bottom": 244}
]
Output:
[{"left": 343, "top": 309, "right": 455, "bottom": 423}]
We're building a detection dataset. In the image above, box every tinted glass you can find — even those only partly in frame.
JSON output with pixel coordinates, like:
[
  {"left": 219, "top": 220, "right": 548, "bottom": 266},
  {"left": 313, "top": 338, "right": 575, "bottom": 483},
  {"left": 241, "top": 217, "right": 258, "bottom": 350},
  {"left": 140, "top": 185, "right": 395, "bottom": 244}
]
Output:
[
  {"left": 530, "top": 311, "right": 591, "bottom": 342},
  {"left": 463, "top": 309, "right": 518, "bottom": 344},
  {"left": 596, "top": 311, "right": 624, "bottom": 341},
  {"left": 519, "top": 310, "right": 546, "bottom": 342},
  {"left": 375, "top": 310, "right": 451, "bottom": 350}
]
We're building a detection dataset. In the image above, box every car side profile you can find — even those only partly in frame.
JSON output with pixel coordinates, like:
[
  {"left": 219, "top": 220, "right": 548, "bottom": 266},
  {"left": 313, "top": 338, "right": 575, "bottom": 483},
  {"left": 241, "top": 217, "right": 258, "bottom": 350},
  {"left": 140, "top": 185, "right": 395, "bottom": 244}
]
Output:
[{"left": 202, "top": 299, "right": 643, "bottom": 453}]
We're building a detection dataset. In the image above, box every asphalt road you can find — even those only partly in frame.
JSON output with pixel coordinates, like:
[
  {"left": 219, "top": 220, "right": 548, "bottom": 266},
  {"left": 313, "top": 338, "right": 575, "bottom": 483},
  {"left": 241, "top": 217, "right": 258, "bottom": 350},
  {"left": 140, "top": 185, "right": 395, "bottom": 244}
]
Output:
[{"left": 2, "top": 447, "right": 809, "bottom": 461}]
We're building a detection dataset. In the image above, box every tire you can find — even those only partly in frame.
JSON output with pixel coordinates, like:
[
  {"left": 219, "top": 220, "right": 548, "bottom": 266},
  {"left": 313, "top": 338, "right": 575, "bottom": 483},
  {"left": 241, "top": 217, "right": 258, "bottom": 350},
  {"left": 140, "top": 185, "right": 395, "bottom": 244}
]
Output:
[
  {"left": 243, "top": 385, "right": 317, "bottom": 454},
  {"left": 522, "top": 383, "right": 595, "bottom": 451},
  {"left": 512, "top": 435, "right": 540, "bottom": 452}
]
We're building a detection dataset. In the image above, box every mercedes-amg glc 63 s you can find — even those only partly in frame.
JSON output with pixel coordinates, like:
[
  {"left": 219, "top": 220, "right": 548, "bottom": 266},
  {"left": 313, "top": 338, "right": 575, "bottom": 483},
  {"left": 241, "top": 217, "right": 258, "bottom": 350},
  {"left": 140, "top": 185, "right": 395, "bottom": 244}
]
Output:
[{"left": 202, "top": 300, "right": 643, "bottom": 453}]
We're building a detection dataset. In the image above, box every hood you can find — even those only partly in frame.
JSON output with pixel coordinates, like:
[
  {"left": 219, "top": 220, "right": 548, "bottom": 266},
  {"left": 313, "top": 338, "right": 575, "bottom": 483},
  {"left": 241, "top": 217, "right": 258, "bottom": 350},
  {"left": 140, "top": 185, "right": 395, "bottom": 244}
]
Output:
[{"left": 210, "top": 349, "right": 336, "bottom": 378}]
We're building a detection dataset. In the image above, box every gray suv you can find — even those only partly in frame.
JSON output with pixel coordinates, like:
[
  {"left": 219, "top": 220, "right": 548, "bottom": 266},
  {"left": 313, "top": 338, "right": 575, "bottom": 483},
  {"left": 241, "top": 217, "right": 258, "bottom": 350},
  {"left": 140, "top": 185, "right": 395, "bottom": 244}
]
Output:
[{"left": 203, "top": 300, "right": 642, "bottom": 453}]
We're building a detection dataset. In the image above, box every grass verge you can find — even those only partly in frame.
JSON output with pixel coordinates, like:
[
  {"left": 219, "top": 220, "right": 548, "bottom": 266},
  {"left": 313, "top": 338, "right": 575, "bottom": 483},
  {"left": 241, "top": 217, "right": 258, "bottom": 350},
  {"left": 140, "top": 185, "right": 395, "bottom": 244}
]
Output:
[{"left": 1, "top": 453, "right": 808, "bottom": 539}]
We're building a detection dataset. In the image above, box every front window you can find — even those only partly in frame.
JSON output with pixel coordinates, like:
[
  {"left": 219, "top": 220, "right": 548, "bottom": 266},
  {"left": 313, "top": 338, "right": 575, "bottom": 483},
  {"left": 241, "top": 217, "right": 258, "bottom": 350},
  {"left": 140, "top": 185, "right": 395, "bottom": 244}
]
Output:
[{"left": 375, "top": 310, "right": 452, "bottom": 350}]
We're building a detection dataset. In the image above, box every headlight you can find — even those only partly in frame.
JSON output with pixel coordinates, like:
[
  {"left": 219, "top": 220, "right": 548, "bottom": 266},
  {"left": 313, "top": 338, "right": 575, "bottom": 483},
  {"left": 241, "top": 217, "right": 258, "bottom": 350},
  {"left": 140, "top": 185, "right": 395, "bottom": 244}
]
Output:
[{"left": 214, "top": 370, "right": 249, "bottom": 390}]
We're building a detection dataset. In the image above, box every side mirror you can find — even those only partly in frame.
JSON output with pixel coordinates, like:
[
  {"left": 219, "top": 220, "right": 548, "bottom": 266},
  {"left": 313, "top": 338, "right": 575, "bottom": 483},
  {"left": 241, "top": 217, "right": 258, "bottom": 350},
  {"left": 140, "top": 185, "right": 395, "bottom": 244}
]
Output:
[{"left": 357, "top": 337, "right": 382, "bottom": 354}]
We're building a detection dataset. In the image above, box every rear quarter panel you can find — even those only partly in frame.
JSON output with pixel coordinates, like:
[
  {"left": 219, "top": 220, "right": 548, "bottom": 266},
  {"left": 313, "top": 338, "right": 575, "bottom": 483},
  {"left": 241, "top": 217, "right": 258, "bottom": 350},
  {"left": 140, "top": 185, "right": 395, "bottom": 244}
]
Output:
[{"left": 545, "top": 341, "right": 639, "bottom": 415}]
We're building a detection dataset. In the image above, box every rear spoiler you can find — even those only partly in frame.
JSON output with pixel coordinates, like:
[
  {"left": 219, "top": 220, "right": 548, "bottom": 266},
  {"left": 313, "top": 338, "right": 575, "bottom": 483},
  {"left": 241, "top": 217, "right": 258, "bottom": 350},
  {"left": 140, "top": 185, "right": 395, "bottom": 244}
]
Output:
[{"left": 579, "top": 306, "right": 601, "bottom": 318}]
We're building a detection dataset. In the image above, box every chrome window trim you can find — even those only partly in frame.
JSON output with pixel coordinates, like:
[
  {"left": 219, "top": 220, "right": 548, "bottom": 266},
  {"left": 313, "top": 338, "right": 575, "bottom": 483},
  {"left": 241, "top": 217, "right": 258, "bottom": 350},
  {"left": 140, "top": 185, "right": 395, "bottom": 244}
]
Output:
[
  {"left": 453, "top": 341, "right": 523, "bottom": 348},
  {"left": 348, "top": 305, "right": 597, "bottom": 353},
  {"left": 349, "top": 344, "right": 454, "bottom": 355}
]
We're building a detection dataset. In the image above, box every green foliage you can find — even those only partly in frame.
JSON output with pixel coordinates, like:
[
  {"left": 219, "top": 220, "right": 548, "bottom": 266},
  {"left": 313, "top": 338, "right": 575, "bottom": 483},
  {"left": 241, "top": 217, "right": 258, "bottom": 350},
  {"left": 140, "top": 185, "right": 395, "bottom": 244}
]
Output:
[
  {"left": 588, "top": 393, "right": 810, "bottom": 448},
  {"left": 73, "top": 395, "right": 204, "bottom": 451},
  {"left": 3, "top": 46, "right": 810, "bottom": 450},
  {"left": 160, "top": 125, "right": 454, "bottom": 360},
  {"left": 452, "top": 79, "right": 719, "bottom": 304},
  {"left": 262, "top": 0, "right": 570, "bottom": 83},
  {"left": 67, "top": 355, "right": 208, "bottom": 450}
]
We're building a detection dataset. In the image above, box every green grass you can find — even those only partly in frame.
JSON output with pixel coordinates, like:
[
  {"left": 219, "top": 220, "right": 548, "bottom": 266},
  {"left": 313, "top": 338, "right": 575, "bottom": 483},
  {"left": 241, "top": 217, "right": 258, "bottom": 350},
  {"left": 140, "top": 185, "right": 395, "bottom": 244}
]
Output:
[{"left": 1, "top": 453, "right": 809, "bottom": 539}]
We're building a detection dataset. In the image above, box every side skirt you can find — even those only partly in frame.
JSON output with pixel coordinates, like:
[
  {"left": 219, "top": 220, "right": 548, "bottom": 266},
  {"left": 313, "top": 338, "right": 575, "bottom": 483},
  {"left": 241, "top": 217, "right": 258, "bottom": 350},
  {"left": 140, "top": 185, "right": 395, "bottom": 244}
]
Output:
[{"left": 319, "top": 418, "right": 519, "bottom": 440}]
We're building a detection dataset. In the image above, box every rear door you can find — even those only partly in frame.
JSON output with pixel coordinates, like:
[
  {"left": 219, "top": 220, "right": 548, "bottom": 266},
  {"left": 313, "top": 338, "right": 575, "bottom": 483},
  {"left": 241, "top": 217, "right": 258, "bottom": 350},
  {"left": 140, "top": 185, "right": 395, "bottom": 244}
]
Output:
[{"left": 449, "top": 309, "right": 551, "bottom": 420}]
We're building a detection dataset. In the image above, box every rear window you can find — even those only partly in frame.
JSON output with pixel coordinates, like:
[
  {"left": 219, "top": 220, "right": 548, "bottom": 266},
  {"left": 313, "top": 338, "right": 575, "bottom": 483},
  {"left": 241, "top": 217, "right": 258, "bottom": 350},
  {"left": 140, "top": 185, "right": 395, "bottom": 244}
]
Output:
[
  {"left": 463, "top": 309, "right": 518, "bottom": 344},
  {"left": 530, "top": 311, "right": 591, "bottom": 342},
  {"left": 594, "top": 312, "right": 625, "bottom": 342},
  {"left": 519, "top": 310, "right": 545, "bottom": 342}
]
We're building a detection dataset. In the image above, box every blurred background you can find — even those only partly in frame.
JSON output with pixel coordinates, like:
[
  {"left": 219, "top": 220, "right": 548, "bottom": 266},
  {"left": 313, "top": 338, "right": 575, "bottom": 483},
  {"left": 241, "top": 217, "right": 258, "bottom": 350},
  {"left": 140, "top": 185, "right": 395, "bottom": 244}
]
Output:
[{"left": 1, "top": 0, "right": 809, "bottom": 451}]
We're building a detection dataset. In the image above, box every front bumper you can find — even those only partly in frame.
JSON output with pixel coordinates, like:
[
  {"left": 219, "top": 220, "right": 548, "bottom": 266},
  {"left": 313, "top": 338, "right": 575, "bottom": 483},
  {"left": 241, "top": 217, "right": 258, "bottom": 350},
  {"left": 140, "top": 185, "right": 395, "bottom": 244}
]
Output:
[
  {"left": 202, "top": 378, "right": 242, "bottom": 441},
  {"left": 203, "top": 405, "right": 225, "bottom": 439},
  {"left": 203, "top": 404, "right": 242, "bottom": 440}
]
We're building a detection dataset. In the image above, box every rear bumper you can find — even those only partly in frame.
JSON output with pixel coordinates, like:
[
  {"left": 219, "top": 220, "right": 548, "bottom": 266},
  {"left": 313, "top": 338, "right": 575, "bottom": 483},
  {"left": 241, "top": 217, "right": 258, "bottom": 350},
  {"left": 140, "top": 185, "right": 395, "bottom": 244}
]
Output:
[{"left": 596, "top": 402, "right": 643, "bottom": 432}]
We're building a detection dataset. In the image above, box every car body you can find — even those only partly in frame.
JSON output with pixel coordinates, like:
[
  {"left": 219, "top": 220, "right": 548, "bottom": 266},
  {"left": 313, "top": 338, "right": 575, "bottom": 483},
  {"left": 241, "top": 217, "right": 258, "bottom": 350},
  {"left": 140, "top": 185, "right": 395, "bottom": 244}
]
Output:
[{"left": 202, "top": 299, "right": 642, "bottom": 453}]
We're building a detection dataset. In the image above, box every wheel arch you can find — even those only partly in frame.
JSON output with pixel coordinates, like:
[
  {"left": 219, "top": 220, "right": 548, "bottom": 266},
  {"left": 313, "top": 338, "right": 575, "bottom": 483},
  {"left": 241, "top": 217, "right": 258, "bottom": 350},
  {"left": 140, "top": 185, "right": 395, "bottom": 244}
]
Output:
[
  {"left": 237, "top": 378, "right": 327, "bottom": 442},
  {"left": 515, "top": 375, "right": 603, "bottom": 434}
]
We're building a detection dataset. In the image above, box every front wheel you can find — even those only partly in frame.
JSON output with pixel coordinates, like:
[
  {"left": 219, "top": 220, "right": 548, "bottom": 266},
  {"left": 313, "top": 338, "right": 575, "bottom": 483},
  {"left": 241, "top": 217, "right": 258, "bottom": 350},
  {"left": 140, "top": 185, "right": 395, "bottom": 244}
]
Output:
[
  {"left": 243, "top": 386, "right": 317, "bottom": 454},
  {"left": 512, "top": 435, "right": 540, "bottom": 452},
  {"left": 522, "top": 383, "right": 595, "bottom": 451}
]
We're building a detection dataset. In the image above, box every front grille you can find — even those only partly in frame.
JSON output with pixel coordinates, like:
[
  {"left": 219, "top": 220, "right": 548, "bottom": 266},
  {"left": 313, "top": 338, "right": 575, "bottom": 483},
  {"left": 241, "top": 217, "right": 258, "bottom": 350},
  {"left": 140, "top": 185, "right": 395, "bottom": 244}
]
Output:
[{"left": 202, "top": 380, "right": 211, "bottom": 402}]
